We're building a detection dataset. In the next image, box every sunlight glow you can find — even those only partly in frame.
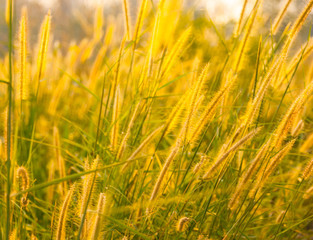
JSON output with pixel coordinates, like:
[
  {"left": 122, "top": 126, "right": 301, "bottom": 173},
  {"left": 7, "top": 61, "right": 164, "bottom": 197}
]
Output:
[
  {"left": 32, "top": 0, "right": 248, "bottom": 24},
  {"left": 206, "top": 0, "right": 245, "bottom": 23}
]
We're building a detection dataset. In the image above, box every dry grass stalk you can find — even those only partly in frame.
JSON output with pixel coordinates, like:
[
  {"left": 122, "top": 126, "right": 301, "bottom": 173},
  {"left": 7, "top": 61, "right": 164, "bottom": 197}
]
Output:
[
  {"left": 116, "top": 102, "right": 141, "bottom": 160},
  {"left": 249, "top": 139, "right": 295, "bottom": 198},
  {"left": 88, "top": 193, "right": 106, "bottom": 240},
  {"left": 18, "top": 11, "right": 28, "bottom": 100},
  {"left": 36, "top": 10, "right": 51, "bottom": 84},
  {"left": 271, "top": 81, "right": 313, "bottom": 149},
  {"left": 161, "top": 27, "right": 192, "bottom": 79},
  {"left": 110, "top": 86, "right": 121, "bottom": 152},
  {"left": 234, "top": 0, "right": 248, "bottom": 37},
  {"left": 233, "top": 1, "right": 260, "bottom": 72},
  {"left": 300, "top": 132, "right": 313, "bottom": 152},
  {"left": 121, "top": 125, "right": 163, "bottom": 171},
  {"left": 228, "top": 141, "right": 270, "bottom": 210},
  {"left": 272, "top": 0, "right": 293, "bottom": 34},
  {"left": 189, "top": 74, "right": 236, "bottom": 144},
  {"left": 164, "top": 90, "right": 191, "bottom": 135},
  {"left": 123, "top": 0, "right": 131, "bottom": 40},
  {"left": 56, "top": 183, "right": 76, "bottom": 240},
  {"left": 149, "top": 139, "right": 181, "bottom": 203},
  {"left": 53, "top": 126, "right": 67, "bottom": 196},
  {"left": 302, "top": 157, "right": 313, "bottom": 180},
  {"left": 133, "top": 0, "right": 148, "bottom": 50},
  {"left": 203, "top": 127, "right": 261, "bottom": 179}
]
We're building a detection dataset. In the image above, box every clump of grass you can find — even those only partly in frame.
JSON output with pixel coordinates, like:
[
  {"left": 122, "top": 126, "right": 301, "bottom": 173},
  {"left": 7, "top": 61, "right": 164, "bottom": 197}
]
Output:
[
  {"left": 3, "top": 0, "right": 313, "bottom": 239},
  {"left": 249, "top": 139, "right": 296, "bottom": 198}
]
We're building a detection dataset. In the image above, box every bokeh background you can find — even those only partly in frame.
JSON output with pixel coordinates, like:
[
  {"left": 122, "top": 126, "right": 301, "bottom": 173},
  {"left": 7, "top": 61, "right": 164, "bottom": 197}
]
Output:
[{"left": 0, "top": 0, "right": 311, "bottom": 56}]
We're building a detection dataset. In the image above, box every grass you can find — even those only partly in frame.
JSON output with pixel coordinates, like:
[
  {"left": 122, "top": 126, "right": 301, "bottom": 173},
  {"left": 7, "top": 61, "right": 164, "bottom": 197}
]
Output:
[
  {"left": 6, "top": 0, "right": 13, "bottom": 239},
  {"left": 2, "top": 0, "right": 313, "bottom": 239}
]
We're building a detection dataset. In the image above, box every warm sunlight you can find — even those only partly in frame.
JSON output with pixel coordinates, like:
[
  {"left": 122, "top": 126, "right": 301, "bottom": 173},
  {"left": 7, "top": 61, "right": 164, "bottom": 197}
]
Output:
[
  {"left": 206, "top": 0, "right": 246, "bottom": 23},
  {"left": 2, "top": 0, "right": 313, "bottom": 239}
]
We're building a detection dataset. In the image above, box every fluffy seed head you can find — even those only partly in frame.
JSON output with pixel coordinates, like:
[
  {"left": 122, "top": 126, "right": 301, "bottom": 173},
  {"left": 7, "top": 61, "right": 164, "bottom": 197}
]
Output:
[{"left": 176, "top": 217, "right": 190, "bottom": 232}]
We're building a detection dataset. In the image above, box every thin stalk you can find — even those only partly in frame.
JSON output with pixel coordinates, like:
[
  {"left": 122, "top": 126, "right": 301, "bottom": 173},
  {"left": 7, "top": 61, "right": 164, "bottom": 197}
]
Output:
[
  {"left": 6, "top": 0, "right": 13, "bottom": 239},
  {"left": 77, "top": 72, "right": 106, "bottom": 239},
  {"left": 273, "top": 180, "right": 304, "bottom": 239},
  {"left": 271, "top": 47, "right": 305, "bottom": 123}
]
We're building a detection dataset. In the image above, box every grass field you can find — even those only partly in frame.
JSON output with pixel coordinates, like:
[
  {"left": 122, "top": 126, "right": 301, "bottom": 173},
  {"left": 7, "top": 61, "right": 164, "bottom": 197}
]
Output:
[{"left": 2, "top": 0, "right": 313, "bottom": 239}]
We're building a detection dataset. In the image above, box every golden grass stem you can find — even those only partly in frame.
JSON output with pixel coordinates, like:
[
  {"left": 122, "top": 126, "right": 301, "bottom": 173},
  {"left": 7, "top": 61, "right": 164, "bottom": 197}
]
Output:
[
  {"left": 304, "top": 185, "right": 313, "bottom": 199},
  {"left": 80, "top": 157, "right": 99, "bottom": 218},
  {"left": 242, "top": 57, "right": 282, "bottom": 126},
  {"left": 203, "top": 127, "right": 261, "bottom": 179},
  {"left": 121, "top": 125, "right": 163, "bottom": 171},
  {"left": 123, "top": 0, "right": 132, "bottom": 40},
  {"left": 234, "top": 1, "right": 260, "bottom": 73},
  {"left": 53, "top": 127, "right": 67, "bottom": 196},
  {"left": 161, "top": 27, "right": 192, "bottom": 79},
  {"left": 271, "top": 80, "right": 313, "bottom": 149},
  {"left": 149, "top": 140, "right": 181, "bottom": 203},
  {"left": 164, "top": 90, "right": 191, "bottom": 135},
  {"left": 228, "top": 141, "right": 270, "bottom": 210},
  {"left": 18, "top": 12, "right": 28, "bottom": 101},
  {"left": 9, "top": 229, "right": 16, "bottom": 240},
  {"left": 116, "top": 102, "right": 141, "bottom": 160},
  {"left": 285, "top": 40, "right": 313, "bottom": 79},
  {"left": 300, "top": 132, "right": 313, "bottom": 153},
  {"left": 133, "top": 0, "right": 148, "bottom": 47},
  {"left": 263, "top": 139, "right": 296, "bottom": 180},
  {"left": 291, "top": 119, "right": 303, "bottom": 137},
  {"left": 272, "top": 0, "right": 293, "bottom": 34},
  {"left": 36, "top": 11, "right": 51, "bottom": 92},
  {"left": 88, "top": 193, "right": 106, "bottom": 240},
  {"left": 302, "top": 157, "right": 313, "bottom": 180},
  {"left": 289, "top": 0, "right": 313, "bottom": 41},
  {"left": 234, "top": 0, "right": 248, "bottom": 37},
  {"left": 56, "top": 183, "right": 76, "bottom": 240},
  {"left": 185, "top": 63, "right": 210, "bottom": 136},
  {"left": 93, "top": 6, "right": 104, "bottom": 42},
  {"left": 110, "top": 86, "right": 121, "bottom": 152},
  {"left": 242, "top": 1, "right": 313, "bottom": 127},
  {"left": 189, "top": 74, "right": 236, "bottom": 144},
  {"left": 5, "top": 0, "right": 13, "bottom": 25},
  {"left": 111, "top": 37, "right": 126, "bottom": 103},
  {"left": 249, "top": 139, "right": 295, "bottom": 198}
]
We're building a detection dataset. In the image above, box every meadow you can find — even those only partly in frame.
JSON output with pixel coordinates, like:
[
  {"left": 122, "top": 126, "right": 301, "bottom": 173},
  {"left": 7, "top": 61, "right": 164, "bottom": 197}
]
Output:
[{"left": 2, "top": 0, "right": 313, "bottom": 239}]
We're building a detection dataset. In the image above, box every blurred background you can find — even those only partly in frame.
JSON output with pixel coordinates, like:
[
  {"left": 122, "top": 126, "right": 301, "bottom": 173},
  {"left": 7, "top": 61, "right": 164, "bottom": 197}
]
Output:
[{"left": 0, "top": 0, "right": 310, "bottom": 56}]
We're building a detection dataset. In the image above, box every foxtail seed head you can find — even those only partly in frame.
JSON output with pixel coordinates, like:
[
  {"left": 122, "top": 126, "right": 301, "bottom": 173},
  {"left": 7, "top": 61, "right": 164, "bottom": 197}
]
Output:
[
  {"left": 18, "top": 10, "right": 28, "bottom": 100},
  {"left": 17, "top": 166, "right": 30, "bottom": 207},
  {"left": 302, "top": 158, "right": 313, "bottom": 180},
  {"left": 176, "top": 217, "right": 190, "bottom": 232},
  {"left": 56, "top": 183, "right": 76, "bottom": 240},
  {"left": 37, "top": 10, "right": 51, "bottom": 82},
  {"left": 88, "top": 193, "right": 106, "bottom": 240}
]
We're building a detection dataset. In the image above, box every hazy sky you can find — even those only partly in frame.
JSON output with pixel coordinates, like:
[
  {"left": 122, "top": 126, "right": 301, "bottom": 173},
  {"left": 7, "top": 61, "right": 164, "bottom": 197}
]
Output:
[
  {"left": 32, "top": 0, "right": 247, "bottom": 23},
  {"left": 206, "top": 0, "right": 247, "bottom": 23},
  {"left": 33, "top": 0, "right": 120, "bottom": 8}
]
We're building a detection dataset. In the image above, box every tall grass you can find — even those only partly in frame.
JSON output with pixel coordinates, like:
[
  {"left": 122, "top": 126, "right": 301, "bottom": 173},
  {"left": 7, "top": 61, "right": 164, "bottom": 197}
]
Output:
[{"left": 2, "top": 0, "right": 313, "bottom": 239}]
